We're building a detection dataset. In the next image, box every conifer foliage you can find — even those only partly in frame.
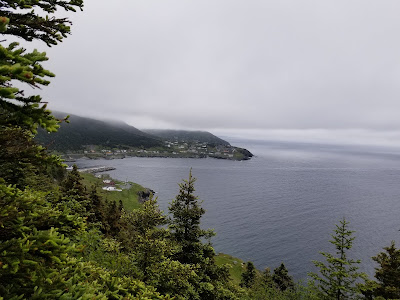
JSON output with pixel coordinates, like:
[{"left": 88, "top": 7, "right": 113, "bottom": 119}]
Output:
[
  {"left": 272, "top": 263, "right": 294, "bottom": 292},
  {"left": 0, "top": 0, "right": 83, "bottom": 133},
  {"left": 121, "top": 198, "right": 171, "bottom": 282},
  {"left": 169, "top": 169, "right": 215, "bottom": 264},
  {"left": 4, "top": 1, "right": 397, "bottom": 299},
  {"left": 0, "top": 1, "right": 166, "bottom": 298},
  {"left": 1, "top": 0, "right": 83, "bottom": 45},
  {"left": 169, "top": 170, "right": 234, "bottom": 299},
  {"left": 0, "top": 125, "right": 64, "bottom": 189},
  {"left": 0, "top": 181, "right": 82, "bottom": 298},
  {"left": 241, "top": 261, "right": 257, "bottom": 288},
  {"left": 371, "top": 241, "right": 400, "bottom": 299},
  {"left": 309, "top": 218, "right": 365, "bottom": 299}
]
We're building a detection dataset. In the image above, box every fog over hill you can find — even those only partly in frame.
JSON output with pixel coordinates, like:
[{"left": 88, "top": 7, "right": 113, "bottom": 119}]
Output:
[
  {"left": 35, "top": 112, "right": 162, "bottom": 151},
  {"left": 35, "top": 112, "right": 234, "bottom": 152},
  {"left": 143, "top": 129, "right": 230, "bottom": 146}
]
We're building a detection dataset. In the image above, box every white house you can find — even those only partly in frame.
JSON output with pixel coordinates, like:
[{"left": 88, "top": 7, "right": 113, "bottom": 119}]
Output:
[{"left": 102, "top": 186, "right": 122, "bottom": 192}]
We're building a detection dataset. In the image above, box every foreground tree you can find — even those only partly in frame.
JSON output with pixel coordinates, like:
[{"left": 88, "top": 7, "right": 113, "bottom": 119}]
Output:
[
  {"left": 372, "top": 241, "right": 400, "bottom": 299},
  {"left": 0, "top": 183, "right": 83, "bottom": 298},
  {"left": 272, "top": 263, "right": 294, "bottom": 292},
  {"left": 120, "top": 198, "right": 198, "bottom": 299},
  {"left": 1, "top": 0, "right": 83, "bottom": 133},
  {"left": 241, "top": 261, "right": 257, "bottom": 288},
  {"left": 245, "top": 265, "right": 318, "bottom": 300},
  {"left": 0, "top": 125, "right": 64, "bottom": 188},
  {"left": 309, "top": 218, "right": 365, "bottom": 300},
  {"left": 169, "top": 169, "right": 215, "bottom": 264},
  {"left": 169, "top": 170, "right": 235, "bottom": 299},
  {"left": 122, "top": 198, "right": 171, "bottom": 282},
  {"left": 0, "top": 2, "right": 177, "bottom": 299}
]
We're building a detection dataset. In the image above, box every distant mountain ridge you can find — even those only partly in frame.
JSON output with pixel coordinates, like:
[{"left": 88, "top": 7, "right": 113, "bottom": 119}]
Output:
[
  {"left": 35, "top": 113, "right": 234, "bottom": 153},
  {"left": 143, "top": 129, "right": 230, "bottom": 146},
  {"left": 35, "top": 112, "right": 162, "bottom": 151}
]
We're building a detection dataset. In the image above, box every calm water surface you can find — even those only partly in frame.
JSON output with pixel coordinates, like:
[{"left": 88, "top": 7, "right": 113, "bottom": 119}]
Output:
[{"left": 76, "top": 139, "right": 400, "bottom": 280}]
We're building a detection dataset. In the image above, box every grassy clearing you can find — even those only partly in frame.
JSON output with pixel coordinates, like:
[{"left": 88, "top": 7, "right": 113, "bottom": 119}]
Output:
[
  {"left": 81, "top": 173, "right": 146, "bottom": 211},
  {"left": 215, "top": 253, "right": 246, "bottom": 286},
  {"left": 104, "top": 182, "right": 144, "bottom": 211}
]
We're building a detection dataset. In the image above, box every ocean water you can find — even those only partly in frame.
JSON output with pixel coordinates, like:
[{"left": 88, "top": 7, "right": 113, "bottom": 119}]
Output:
[{"left": 75, "top": 139, "right": 400, "bottom": 280}]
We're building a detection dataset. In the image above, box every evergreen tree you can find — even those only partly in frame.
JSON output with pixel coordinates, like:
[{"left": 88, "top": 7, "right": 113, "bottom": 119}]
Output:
[
  {"left": 60, "top": 164, "right": 92, "bottom": 218},
  {"left": 0, "top": 125, "right": 65, "bottom": 189},
  {"left": 309, "top": 218, "right": 365, "bottom": 300},
  {"left": 168, "top": 170, "right": 235, "bottom": 299},
  {"left": 61, "top": 165, "right": 85, "bottom": 195},
  {"left": 272, "top": 263, "right": 294, "bottom": 291},
  {"left": 121, "top": 198, "right": 169, "bottom": 280},
  {"left": 0, "top": 2, "right": 172, "bottom": 299},
  {"left": 241, "top": 261, "right": 257, "bottom": 288},
  {"left": 169, "top": 169, "right": 214, "bottom": 265},
  {"left": 372, "top": 241, "right": 400, "bottom": 299},
  {"left": 102, "top": 199, "right": 123, "bottom": 237},
  {"left": 87, "top": 185, "right": 103, "bottom": 224},
  {"left": 121, "top": 198, "right": 198, "bottom": 299},
  {"left": 262, "top": 267, "right": 274, "bottom": 287},
  {"left": 0, "top": 183, "right": 84, "bottom": 298},
  {"left": 1, "top": 0, "right": 83, "bottom": 134}
]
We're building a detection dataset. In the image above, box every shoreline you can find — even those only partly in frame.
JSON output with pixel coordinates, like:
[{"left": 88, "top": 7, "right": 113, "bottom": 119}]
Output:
[{"left": 62, "top": 150, "right": 253, "bottom": 162}]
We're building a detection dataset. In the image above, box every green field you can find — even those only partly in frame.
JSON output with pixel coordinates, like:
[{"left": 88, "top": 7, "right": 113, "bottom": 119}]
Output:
[
  {"left": 215, "top": 253, "right": 246, "bottom": 286},
  {"left": 81, "top": 173, "right": 147, "bottom": 211}
]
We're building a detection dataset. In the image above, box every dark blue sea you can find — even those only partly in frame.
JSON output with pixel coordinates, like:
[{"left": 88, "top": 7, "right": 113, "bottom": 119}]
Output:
[{"left": 75, "top": 139, "right": 400, "bottom": 280}]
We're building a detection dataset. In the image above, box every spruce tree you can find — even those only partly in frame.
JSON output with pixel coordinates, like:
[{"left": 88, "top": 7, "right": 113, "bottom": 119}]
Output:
[
  {"left": 272, "top": 263, "right": 294, "bottom": 291},
  {"left": 372, "top": 241, "right": 400, "bottom": 299},
  {"left": 241, "top": 261, "right": 257, "bottom": 288},
  {"left": 60, "top": 165, "right": 92, "bottom": 218},
  {"left": 262, "top": 267, "right": 274, "bottom": 287},
  {"left": 0, "top": 0, "right": 83, "bottom": 134},
  {"left": 0, "top": 125, "right": 65, "bottom": 188},
  {"left": 122, "top": 199, "right": 171, "bottom": 280},
  {"left": 0, "top": 181, "right": 85, "bottom": 298},
  {"left": 118, "top": 198, "right": 197, "bottom": 299},
  {"left": 88, "top": 185, "right": 103, "bottom": 225},
  {"left": 168, "top": 170, "right": 234, "bottom": 299},
  {"left": 104, "top": 199, "right": 123, "bottom": 237},
  {"left": 0, "top": 2, "right": 171, "bottom": 299},
  {"left": 168, "top": 169, "right": 214, "bottom": 265},
  {"left": 61, "top": 165, "right": 85, "bottom": 196},
  {"left": 309, "top": 218, "right": 365, "bottom": 300}
]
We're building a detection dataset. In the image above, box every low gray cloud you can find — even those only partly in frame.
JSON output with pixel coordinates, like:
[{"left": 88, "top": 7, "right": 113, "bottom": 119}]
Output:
[{"left": 32, "top": 0, "right": 400, "bottom": 144}]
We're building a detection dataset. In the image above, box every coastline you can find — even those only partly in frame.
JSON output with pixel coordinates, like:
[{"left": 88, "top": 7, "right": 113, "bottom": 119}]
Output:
[
  {"left": 62, "top": 147, "right": 253, "bottom": 162},
  {"left": 80, "top": 172, "right": 153, "bottom": 211}
]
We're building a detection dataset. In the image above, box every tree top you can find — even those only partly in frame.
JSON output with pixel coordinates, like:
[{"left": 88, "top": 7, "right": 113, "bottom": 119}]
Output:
[{"left": 1, "top": 0, "right": 84, "bottom": 46}]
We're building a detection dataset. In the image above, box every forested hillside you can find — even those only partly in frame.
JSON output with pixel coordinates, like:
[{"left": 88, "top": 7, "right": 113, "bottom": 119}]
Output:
[
  {"left": 34, "top": 113, "right": 255, "bottom": 160},
  {"left": 1, "top": 1, "right": 399, "bottom": 299},
  {"left": 35, "top": 112, "right": 162, "bottom": 151},
  {"left": 143, "top": 129, "right": 231, "bottom": 146}
]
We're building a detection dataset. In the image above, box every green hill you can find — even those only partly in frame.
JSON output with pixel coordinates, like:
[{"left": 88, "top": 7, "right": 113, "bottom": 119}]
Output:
[
  {"left": 142, "top": 129, "right": 230, "bottom": 146},
  {"left": 35, "top": 112, "right": 162, "bottom": 152}
]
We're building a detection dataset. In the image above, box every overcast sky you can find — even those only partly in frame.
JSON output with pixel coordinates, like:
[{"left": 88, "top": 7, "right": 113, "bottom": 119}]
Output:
[{"left": 34, "top": 0, "right": 400, "bottom": 146}]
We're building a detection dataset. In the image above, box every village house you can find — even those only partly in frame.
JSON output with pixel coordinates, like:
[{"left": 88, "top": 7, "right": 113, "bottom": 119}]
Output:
[{"left": 102, "top": 186, "right": 122, "bottom": 192}]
